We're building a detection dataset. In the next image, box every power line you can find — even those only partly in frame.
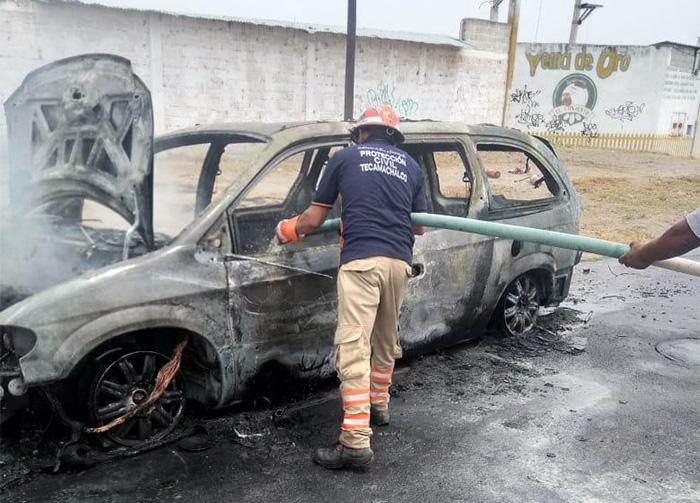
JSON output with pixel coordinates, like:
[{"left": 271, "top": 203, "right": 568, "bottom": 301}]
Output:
[{"left": 534, "top": 0, "right": 543, "bottom": 43}]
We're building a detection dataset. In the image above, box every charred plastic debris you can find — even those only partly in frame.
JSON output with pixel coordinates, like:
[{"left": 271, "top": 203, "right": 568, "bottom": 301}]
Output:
[{"left": 1, "top": 53, "right": 582, "bottom": 478}]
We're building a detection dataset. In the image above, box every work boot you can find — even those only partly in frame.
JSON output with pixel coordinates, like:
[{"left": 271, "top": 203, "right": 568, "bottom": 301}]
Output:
[
  {"left": 370, "top": 406, "right": 390, "bottom": 426},
  {"left": 313, "top": 443, "right": 374, "bottom": 472}
]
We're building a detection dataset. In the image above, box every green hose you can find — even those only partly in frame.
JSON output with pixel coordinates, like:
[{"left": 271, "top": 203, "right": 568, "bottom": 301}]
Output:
[{"left": 312, "top": 213, "right": 630, "bottom": 259}]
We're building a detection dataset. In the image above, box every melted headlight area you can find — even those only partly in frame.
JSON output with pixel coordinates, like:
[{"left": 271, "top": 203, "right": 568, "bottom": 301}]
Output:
[{"left": 0, "top": 326, "right": 36, "bottom": 413}]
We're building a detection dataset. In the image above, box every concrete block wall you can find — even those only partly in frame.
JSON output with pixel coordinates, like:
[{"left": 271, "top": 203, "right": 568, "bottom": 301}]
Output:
[
  {"left": 460, "top": 18, "right": 510, "bottom": 54},
  {"left": 0, "top": 0, "right": 508, "bottom": 171}
]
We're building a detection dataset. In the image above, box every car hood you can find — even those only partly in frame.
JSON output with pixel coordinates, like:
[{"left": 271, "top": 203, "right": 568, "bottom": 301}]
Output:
[{"left": 4, "top": 54, "right": 154, "bottom": 246}]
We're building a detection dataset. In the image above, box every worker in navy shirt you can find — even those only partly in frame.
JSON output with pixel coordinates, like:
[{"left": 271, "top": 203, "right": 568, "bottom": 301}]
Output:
[{"left": 275, "top": 105, "right": 427, "bottom": 472}]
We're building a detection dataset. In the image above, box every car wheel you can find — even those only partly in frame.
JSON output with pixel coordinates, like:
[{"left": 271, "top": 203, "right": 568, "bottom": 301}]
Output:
[
  {"left": 497, "top": 274, "right": 541, "bottom": 337},
  {"left": 88, "top": 350, "right": 185, "bottom": 446}
]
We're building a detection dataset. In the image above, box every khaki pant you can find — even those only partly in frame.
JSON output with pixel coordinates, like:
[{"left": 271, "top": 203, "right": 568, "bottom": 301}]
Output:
[{"left": 334, "top": 256, "right": 411, "bottom": 449}]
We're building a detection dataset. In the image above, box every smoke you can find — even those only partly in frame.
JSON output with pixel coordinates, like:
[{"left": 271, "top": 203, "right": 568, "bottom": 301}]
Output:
[
  {"left": 0, "top": 146, "right": 128, "bottom": 307},
  {"left": 0, "top": 143, "right": 95, "bottom": 302},
  {"left": 0, "top": 217, "right": 85, "bottom": 297}
]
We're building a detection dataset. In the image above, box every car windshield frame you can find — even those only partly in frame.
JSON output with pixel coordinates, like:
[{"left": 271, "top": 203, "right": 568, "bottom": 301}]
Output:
[{"left": 152, "top": 131, "right": 273, "bottom": 244}]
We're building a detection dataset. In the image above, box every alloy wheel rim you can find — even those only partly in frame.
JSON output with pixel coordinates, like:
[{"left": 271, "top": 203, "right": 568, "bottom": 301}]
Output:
[
  {"left": 503, "top": 276, "right": 539, "bottom": 336},
  {"left": 90, "top": 350, "right": 185, "bottom": 446}
]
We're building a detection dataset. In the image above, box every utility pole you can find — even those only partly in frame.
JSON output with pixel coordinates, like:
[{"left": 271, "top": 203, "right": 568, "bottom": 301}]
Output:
[
  {"left": 570, "top": 1, "right": 603, "bottom": 45},
  {"left": 569, "top": 0, "right": 582, "bottom": 45},
  {"left": 691, "top": 98, "right": 700, "bottom": 158},
  {"left": 490, "top": 0, "right": 505, "bottom": 22},
  {"left": 501, "top": 0, "right": 520, "bottom": 127},
  {"left": 343, "top": 0, "right": 357, "bottom": 121}
]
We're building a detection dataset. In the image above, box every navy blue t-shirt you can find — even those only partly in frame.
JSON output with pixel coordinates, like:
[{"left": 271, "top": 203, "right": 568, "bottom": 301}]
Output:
[{"left": 312, "top": 139, "right": 427, "bottom": 265}]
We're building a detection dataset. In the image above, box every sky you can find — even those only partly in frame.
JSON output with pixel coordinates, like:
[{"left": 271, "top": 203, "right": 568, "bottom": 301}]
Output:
[{"left": 80, "top": 0, "right": 700, "bottom": 47}]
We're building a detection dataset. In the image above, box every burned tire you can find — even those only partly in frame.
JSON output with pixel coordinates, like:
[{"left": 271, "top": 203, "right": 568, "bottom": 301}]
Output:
[
  {"left": 88, "top": 350, "right": 185, "bottom": 446},
  {"left": 496, "top": 274, "right": 541, "bottom": 337}
]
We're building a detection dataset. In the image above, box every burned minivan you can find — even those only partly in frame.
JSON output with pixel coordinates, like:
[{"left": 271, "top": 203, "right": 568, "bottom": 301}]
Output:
[{"left": 0, "top": 55, "right": 581, "bottom": 445}]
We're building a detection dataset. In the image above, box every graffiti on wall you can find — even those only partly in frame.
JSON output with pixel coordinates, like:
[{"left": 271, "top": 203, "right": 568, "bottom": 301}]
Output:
[
  {"left": 526, "top": 48, "right": 632, "bottom": 79},
  {"left": 604, "top": 101, "right": 646, "bottom": 122},
  {"left": 366, "top": 82, "right": 419, "bottom": 118},
  {"left": 510, "top": 85, "right": 545, "bottom": 129},
  {"left": 510, "top": 85, "right": 541, "bottom": 105},
  {"left": 581, "top": 121, "right": 600, "bottom": 140},
  {"left": 545, "top": 116, "right": 566, "bottom": 134},
  {"left": 509, "top": 79, "right": 601, "bottom": 139}
]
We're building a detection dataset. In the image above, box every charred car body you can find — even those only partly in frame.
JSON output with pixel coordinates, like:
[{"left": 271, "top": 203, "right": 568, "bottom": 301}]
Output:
[{"left": 0, "top": 55, "right": 581, "bottom": 445}]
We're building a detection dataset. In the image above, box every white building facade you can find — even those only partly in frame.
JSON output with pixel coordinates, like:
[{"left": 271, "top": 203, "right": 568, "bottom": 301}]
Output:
[{"left": 506, "top": 42, "right": 700, "bottom": 139}]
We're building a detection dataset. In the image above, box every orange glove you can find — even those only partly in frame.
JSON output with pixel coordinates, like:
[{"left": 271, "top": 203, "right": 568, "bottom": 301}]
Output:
[{"left": 275, "top": 215, "right": 301, "bottom": 245}]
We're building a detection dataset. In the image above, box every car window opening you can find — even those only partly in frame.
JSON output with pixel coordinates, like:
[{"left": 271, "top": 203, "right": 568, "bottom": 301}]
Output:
[
  {"left": 153, "top": 141, "right": 266, "bottom": 240},
  {"left": 229, "top": 145, "right": 345, "bottom": 256},
  {"left": 400, "top": 142, "right": 472, "bottom": 219},
  {"left": 476, "top": 143, "right": 560, "bottom": 210}
]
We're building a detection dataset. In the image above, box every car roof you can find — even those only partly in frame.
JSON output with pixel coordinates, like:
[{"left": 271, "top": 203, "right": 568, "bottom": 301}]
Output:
[{"left": 155, "top": 120, "right": 532, "bottom": 145}]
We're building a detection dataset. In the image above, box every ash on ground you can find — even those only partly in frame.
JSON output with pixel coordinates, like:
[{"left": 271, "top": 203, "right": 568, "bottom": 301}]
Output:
[{"left": 0, "top": 306, "right": 586, "bottom": 492}]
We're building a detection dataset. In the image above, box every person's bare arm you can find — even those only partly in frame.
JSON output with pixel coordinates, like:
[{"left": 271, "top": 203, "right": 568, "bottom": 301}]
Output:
[
  {"left": 295, "top": 204, "right": 332, "bottom": 236},
  {"left": 413, "top": 225, "right": 426, "bottom": 235},
  {"left": 619, "top": 218, "right": 700, "bottom": 269}
]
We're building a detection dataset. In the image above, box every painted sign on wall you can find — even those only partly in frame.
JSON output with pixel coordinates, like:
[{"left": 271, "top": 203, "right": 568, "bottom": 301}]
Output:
[
  {"left": 551, "top": 73, "right": 597, "bottom": 126},
  {"left": 525, "top": 48, "right": 632, "bottom": 79},
  {"left": 505, "top": 44, "right": 700, "bottom": 137},
  {"left": 510, "top": 43, "right": 700, "bottom": 138}
]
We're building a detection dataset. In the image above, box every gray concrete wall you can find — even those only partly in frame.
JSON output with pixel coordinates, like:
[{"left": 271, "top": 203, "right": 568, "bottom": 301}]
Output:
[
  {"left": 0, "top": 0, "right": 508, "bottom": 154},
  {"left": 460, "top": 18, "right": 510, "bottom": 54}
]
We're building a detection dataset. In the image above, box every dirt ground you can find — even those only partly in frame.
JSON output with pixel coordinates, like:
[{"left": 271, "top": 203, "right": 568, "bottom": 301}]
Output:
[{"left": 557, "top": 147, "right": 700, "bottom": 243}]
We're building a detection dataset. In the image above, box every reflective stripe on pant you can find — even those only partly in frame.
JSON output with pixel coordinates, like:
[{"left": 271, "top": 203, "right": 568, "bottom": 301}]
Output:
[
  {"left": 370, "top": 367, "right": 392, "bottom": 410},
  {"left": 334, "top": 256, "right": 411, "bottom": 449}
]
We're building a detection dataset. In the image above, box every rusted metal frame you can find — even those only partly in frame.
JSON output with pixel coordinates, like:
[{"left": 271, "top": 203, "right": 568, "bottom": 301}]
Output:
[
  {"left": 122, "top": 193, "right": 140, "bottom": 260},
  {"left": 195, "top": 141, "right": 227, "bottom": 214}
]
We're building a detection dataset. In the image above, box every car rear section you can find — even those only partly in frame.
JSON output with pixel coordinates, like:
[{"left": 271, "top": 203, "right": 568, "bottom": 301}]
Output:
[{"left": 467, "top": 127, "right": 581, "bottom": 337}]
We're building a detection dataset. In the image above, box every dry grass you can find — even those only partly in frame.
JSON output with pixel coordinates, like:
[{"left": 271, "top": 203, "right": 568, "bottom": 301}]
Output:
[
  {"left": 558, "top": 146, "right": 700, "bottom": 244},
  {"left": 574, "top": 175, "right": 700, "bottom": 243}
]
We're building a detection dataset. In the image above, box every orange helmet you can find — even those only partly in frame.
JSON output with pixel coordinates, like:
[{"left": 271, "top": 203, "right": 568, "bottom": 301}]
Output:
[{"left": 351, "top": 105, "right": 404, "bottom": 144}]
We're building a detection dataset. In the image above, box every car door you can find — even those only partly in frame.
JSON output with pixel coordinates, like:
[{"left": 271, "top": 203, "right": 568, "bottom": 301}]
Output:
[
  {"left": 470, "top": 134, "right": 578, "bottom": 310},
  {"left": 224, "top": 141, "right": 347, "bottom": 383},
  {"left": 397, "top": 136, "right": 494, "bottom": 351}
]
